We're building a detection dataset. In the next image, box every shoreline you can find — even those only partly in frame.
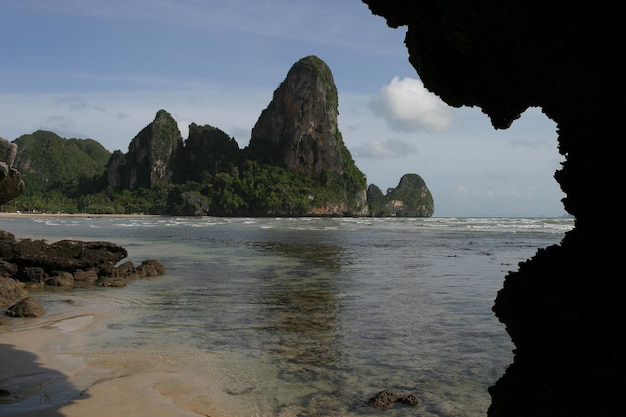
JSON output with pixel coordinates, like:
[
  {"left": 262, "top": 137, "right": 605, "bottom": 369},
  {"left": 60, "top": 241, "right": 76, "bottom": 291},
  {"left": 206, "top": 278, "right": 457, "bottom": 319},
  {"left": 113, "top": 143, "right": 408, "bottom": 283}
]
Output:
[
  {"left": 0, "top": 214, "right": 228, "bottom": 417},
  {"left": 1, "top": 302, "right": 231, "bottom": 417},
  {"left": 0, "top": 212, "right": 162, "bottom": 218}
]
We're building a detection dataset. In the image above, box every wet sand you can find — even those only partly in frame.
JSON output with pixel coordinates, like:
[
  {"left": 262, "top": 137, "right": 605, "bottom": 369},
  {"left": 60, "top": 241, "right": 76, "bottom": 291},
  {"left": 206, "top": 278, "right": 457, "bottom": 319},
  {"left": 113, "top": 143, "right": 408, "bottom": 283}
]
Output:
[
  {"left": 0, "top": 212, "right": 228, "bottom": 417},
  {"left": 0, "top": 310, "right": 230, "bottom": 417}
]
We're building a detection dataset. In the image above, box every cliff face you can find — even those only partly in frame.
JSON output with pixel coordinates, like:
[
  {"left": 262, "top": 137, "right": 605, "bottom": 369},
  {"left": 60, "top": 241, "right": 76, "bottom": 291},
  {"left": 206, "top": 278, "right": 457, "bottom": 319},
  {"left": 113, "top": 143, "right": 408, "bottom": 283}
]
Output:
[
  {"left": 248, "top": 55, "right": 342, "bottom": 178},
  {"left": 116, "top": 110, "right": 182, "bottom": 190},
  {"left": 0, "top": 138, "right": 24, "bottom": 205},
  {"left": 386, "top": 173, "right": 434, "bottom": 217},
  {"left": 248, "top": 55, "right": 368, "bottom": 215},
  {"left": 175, "top": 123, "right": 240, "bottom": 183},
  {"left": 362, "top": 1, "right": 623, "bottom": 416},
  {"left": 367, "top": 174, "right": 434, "bottom": 217}
]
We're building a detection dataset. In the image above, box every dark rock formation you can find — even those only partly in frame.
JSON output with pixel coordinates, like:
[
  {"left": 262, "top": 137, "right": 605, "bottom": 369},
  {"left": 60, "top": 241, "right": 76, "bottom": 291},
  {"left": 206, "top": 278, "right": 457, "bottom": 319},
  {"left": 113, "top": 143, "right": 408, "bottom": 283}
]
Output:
[
  {"left": 362, "top": 1, "right": 623, "bottom": 416},
  {"left": 0, "top": 231, "right": 127, "bottom": 276},
  {"left": 247, "top": 55, "right": 368, "bottom": 216},
  {"left": 106, "top": 150, "right": 126, "bottom": 190},
  {"left": 6, "top": 297, "right": 44, "bottom": 318},
  {"left": 175, "top": 123, "right": 240, "bottom": 183},
  {"left": 248, "top": 55, "right": 343, "bottom": 178},
  {"left": 0, "top": 230, "right": 165, "bottom": 318},
  {"left": 0, "top": 137, "right": 24, "bottom": 205},
  {"left": 0, "top": 137, "right": 17, "bottom": 167},
  {"left": 0, "top": 276, "right": 28, "bottom": 309},
  {"left": 367, "top": 389, "right": 419, "bottom": 408},
  {"left": 0, "top": 162, "right": 24, "bottom": 206},
  {"left": 111, "top": 109, "right": 182, "bottom": 190}
]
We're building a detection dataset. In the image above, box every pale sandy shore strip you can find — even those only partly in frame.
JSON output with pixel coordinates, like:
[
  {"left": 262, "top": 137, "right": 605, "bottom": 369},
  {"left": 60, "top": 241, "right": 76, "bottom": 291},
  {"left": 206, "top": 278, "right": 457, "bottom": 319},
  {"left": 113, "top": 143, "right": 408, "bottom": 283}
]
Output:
[
  {"left": 1, "top": 313, "right": 231, "bottom": 417},
  {"left": 1, "top": 213, "right": 229, "bottom": 417}
]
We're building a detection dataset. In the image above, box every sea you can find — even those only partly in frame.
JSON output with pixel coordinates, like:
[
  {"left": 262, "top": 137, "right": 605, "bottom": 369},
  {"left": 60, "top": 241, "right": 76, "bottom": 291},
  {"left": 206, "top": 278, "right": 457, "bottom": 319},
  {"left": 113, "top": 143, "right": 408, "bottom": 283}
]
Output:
[{"left": 0, "top": 216, "right": 574, "bottom": 417}]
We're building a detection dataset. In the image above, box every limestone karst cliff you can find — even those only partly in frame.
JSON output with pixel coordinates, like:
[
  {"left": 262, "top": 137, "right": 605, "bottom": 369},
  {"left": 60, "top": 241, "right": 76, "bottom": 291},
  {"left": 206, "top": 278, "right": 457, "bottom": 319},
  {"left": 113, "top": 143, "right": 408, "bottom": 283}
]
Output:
[
  {"left": 248, "top": 55, "right": 343, "bottom": 178},
  {"left": 247, "top": 55, "right": 368, "bottom": 216},
  {"left": 362, "top": 1, "right": 624, "bottom": 416},
  {"left": 3, "top": 56, "right": 432, "bottom": 218},
  {"left": 0, "top": 137, "right": 24, "bottom": 205},
  {"left": 111, "top": 109, "right": 182, "bottom": 190},
  {"left": 173, "top": 123, "right": 240, "bottom": 183},
  {"left": 367, "top": 174, "right": 434, "bottom": 217},
  {"left": 386, "top": 173, "right": 434, "bottom": 217}
]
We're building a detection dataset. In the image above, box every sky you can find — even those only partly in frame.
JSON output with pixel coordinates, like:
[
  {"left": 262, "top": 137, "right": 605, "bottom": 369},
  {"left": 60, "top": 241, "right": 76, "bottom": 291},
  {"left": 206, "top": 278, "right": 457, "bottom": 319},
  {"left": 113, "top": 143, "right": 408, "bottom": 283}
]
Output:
[{"left": 0, "top": 0, "right": 566, "bottom": 217}]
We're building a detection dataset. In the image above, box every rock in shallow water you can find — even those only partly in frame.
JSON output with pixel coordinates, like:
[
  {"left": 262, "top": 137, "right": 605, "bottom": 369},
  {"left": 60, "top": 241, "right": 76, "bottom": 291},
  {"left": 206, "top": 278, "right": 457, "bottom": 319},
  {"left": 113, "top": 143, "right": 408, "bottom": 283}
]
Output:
[
  {"left": 6, "top": 297, "right": 45, "bottom": 318},
  {"left": 367, "top": 389, "right": 419, "bottom": 408}
]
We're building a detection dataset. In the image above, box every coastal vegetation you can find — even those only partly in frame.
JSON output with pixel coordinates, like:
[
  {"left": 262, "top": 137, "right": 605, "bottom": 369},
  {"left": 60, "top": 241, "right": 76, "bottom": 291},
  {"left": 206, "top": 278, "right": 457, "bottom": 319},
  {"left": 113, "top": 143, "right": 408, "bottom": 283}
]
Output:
[{"left": 5, "top": 56, "right": 434, "bottom": 217}]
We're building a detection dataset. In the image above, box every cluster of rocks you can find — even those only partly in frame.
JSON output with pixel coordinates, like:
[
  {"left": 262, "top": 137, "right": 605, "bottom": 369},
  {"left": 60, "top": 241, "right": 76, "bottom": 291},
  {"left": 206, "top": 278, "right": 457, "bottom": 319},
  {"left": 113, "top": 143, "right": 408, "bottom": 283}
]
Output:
[
  {"left": 0, "top": 230, "right": 165, "bottom": 318},
  {"left": 366, "top": 389, "right": 419, "bottom": 408}
]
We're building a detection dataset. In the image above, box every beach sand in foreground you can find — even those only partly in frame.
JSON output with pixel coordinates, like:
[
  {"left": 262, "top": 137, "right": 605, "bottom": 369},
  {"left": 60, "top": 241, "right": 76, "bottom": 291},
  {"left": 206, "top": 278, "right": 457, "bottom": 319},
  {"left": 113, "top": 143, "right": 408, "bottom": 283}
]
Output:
[
  {"left": 1, "top": 312, "right": 231, "bottom": 417},
  {"left": 0, "top": 212, "right": 237, "bottom": 417}
]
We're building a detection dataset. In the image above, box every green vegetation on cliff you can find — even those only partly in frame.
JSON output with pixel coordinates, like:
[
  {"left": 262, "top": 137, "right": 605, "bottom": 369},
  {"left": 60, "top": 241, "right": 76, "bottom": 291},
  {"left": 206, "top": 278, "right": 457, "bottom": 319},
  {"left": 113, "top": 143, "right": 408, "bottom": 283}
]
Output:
[
  {"left": 5, "top": 57, "right": 432, "bottom": 217},
  {"left": 12, "top": 131, "right": 110, "bottom": 196}
]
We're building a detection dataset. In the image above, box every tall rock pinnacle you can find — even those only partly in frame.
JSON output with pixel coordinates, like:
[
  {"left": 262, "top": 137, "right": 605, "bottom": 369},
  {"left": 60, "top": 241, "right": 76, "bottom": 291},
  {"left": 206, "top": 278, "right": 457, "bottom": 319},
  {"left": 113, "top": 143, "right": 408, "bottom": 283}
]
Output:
[
  {"left": 247, "top": 55, "right": 345, "bottom": 180},
  {"left": 124, "top": 109, "right": 182, "bottom": 190}
]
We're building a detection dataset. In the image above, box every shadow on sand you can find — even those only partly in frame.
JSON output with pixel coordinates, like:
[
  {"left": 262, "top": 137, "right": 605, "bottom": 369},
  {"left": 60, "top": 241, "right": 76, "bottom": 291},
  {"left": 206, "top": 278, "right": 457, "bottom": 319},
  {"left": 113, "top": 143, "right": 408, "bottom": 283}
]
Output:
[{"left": 0, "top": 343, "right": 88, "bottom": 417}]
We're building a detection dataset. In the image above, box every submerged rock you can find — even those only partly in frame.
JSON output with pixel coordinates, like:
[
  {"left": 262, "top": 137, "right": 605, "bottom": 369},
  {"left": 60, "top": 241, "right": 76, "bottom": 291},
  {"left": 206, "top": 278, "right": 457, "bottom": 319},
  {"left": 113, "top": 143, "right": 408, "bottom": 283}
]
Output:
[
  {"left": 6, "top": 297, "right": 44, "bottom": 318},
  {"left": 367, "top": 389, "right": 419, "bottom": 408}
]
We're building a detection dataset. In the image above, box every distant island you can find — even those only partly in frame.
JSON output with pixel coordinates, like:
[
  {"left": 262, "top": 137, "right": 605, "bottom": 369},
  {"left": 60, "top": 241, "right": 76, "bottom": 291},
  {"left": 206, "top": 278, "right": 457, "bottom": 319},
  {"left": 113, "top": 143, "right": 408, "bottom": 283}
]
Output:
[{"left": 3, "top": 56, "right": 434, "bottom": 217}]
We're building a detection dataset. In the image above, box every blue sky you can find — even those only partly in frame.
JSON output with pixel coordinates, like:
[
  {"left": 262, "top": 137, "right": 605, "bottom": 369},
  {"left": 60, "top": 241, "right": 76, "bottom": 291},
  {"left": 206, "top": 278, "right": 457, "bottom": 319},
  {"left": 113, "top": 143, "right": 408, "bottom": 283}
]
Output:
[{"left": 0, "top": 0, "right": 565, "bottom": 217}]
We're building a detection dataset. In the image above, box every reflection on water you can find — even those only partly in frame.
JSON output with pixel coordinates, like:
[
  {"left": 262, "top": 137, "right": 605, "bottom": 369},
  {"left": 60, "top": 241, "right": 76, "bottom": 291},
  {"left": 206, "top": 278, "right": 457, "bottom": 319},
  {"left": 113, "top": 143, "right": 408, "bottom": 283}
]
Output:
[
  {"left": 258, "top": 246, "right": 342, "bottom": 384},
  {"left": 0, "top": 216, "right": 572, "bottom": 417}
]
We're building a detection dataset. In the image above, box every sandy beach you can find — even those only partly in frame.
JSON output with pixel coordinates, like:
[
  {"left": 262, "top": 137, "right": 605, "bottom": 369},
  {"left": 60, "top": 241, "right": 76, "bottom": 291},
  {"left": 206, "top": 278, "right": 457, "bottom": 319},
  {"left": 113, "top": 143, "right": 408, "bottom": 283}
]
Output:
[
  {"left": 0, "top": 309, "right": 239, "bottom": 417},
  {"left": 0, "top": 213, "right": 227, "bottom": 417}
]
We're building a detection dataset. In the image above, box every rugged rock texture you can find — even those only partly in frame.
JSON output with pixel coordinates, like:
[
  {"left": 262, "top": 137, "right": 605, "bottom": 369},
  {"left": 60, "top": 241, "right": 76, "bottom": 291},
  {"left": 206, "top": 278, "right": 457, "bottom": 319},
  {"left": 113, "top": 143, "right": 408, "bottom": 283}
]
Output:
[
  {"left": 0, "top": 230, "right": 166, "bottom": 319},
  {"left": 385, "top": 173, "right": 434, "bottom": 217},
  {"left": 248, "top": 55, "right": 343, "bottom": 178},
  {"left": 0, "top": 137, "right": 24, "bottom": 205},
  {"left": 0, "top": 276, "right": 28, "bottom": 309},
  {"left": 6, "top": 297, "right": 44, "bottom": 318},
  {"left": 0, "top": 162, "right": 24, "bottom": 206},
  {"left": 174, "top": 123, "right": 240, "bottom": 182},
  {"left": 362, "top": 1, "right": 623, "bottom": 416},
  {"left": 112, "top": 109, "right": 182, "bottom": 190},
  {"left": 247, "top": 55, "right": 368, "bottom": 215},
  {"left": 367, "top": 174, "right": 434, "bottom": 217},
  {"left": 0, "top": 137, "right": 17, "bottom": 167},
  {"left": 367, "top": 390, "right": 419, "bottom": 408}
]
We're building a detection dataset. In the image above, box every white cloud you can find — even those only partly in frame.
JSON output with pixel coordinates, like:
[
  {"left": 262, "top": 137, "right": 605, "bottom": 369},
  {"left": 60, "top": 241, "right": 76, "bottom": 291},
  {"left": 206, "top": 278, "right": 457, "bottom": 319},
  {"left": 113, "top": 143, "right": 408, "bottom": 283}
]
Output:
[
  {"left": 353, "top": 138, "right": 418, "bottom": 158},
  {"left": 371, "top": 76, "right": 454, "bottom": 133}
]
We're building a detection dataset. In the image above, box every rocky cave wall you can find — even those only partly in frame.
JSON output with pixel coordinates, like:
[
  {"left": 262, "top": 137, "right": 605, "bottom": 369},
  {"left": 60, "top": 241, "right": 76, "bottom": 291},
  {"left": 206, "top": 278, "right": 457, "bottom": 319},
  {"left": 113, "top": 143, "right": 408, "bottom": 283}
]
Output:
[{"left": 362, "top": 1, "right": 624, "bottom": 416}]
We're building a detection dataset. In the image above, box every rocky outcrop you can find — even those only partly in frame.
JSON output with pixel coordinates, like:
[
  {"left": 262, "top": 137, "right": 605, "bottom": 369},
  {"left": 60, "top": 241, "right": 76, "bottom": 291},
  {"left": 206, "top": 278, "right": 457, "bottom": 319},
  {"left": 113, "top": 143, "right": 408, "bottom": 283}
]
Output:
[
  {"left": 174, "top": 123, "right": 240, "bottom": 182},
  {"left": 0, "top": 137, "right": 24, "bottom": 205},
  {"left": 0, "top": 230, "right": 166, "bottom": 318},
  {"left": 362, "top": 1, "right": 623, "bottom": 416},
  {"left": 247, "top": 55, "right": 368, "bottom": 216},
  {"left": 248, "top": 55, "right": 343, "bottom": 178},
  {"left": 5, "top": 297, "right": 44, "bottom": 318},
  {"left": 0, "top": 276, "right": 28, "bottom": 310},
  {"left": 112, "top": 109, "right": 182, "bottom": 190},
  {"left": 367, "top": 390, "right": 419, "bottom": 408},
  {"left": 0, "top": 137, "right": 17, "bottom": 167},
  {"left": 371, "top": 173, "right": 434, "bottom": 217}
]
